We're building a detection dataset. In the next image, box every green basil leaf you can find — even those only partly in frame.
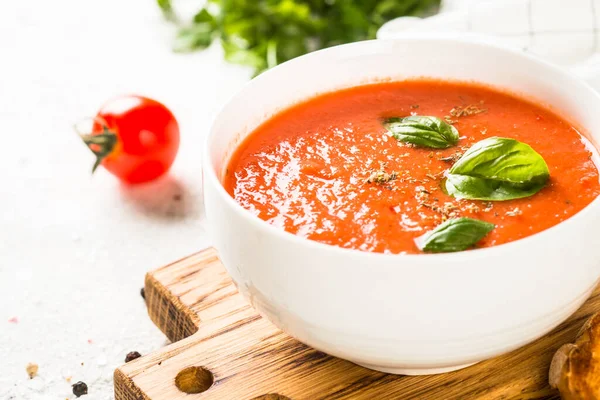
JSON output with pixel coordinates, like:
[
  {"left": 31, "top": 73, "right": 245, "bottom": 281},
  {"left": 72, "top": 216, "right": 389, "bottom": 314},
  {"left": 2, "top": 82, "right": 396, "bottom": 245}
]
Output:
[
  {"left": 445, "top": 137, "right": 550, "bottom": 201},
  {"left": 444, "top": 174, "right": 546, "bottom": 201},
  {"left": 384, "top": 116, "right": 459, "bottom": 148},
  {"left": 415, "top": 217, "right": 495, "bottom": 253}
]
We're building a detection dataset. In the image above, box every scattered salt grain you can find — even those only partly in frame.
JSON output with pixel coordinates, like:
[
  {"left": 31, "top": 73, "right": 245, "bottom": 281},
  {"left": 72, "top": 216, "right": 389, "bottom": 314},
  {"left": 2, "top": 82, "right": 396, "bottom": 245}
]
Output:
[
  {"left": 506, "top": 207, "right": 523, "bottom": 217},
  {"left": 96, "top": 355, "right": 107, "bottom": 366}
]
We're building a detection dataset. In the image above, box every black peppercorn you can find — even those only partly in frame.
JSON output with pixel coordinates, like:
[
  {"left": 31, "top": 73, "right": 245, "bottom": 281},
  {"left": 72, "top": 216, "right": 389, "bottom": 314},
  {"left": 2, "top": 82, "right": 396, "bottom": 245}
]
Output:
[
  {"left": 140, "top": 288, "right": 145, "bottom": 300},
  {"left": 72, "top": 381, "right": 88, "bottom": 397},
  {"left": 125, "top": 351, "right": 142, "bottom": 363}
]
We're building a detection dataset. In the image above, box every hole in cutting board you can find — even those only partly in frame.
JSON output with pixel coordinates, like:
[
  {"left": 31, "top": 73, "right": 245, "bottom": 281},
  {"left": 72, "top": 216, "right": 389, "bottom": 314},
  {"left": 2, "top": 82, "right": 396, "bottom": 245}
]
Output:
[
  {"left": 250, "top": 395, "right": 292, "bottom": 400},
  {"left": 174, "top": 366, "right": 214, "bottom": 394}
]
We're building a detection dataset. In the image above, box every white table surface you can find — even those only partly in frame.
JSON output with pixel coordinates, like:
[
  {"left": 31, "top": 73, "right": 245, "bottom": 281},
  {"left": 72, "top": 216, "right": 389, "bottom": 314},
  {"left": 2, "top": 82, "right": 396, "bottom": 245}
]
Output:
[
  {"left": 1, "top": 1, "right": 250, "bottom": 398},
  {"left": 1, "top": 1, "right": 484, "bottom": 398}
]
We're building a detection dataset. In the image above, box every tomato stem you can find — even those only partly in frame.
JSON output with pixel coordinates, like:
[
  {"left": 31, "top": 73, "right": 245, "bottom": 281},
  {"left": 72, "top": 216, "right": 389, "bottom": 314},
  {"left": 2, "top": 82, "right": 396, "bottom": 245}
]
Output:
[{"left": 79, "top": 126, "right": 118, "bottom": 173}]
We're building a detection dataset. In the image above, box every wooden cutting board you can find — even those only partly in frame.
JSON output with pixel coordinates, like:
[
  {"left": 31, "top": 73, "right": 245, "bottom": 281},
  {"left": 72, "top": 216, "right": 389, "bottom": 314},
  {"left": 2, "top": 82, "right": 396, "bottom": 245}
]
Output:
[{"left": 114, "top": 248, "right": 600, "bottom": 399}]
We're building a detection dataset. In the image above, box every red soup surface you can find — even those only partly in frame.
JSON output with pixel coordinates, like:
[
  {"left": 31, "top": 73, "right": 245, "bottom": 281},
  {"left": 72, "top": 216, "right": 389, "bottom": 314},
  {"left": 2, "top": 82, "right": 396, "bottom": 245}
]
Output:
[{"left": 224, "top": 80, "right": 600, "bottom": 254}]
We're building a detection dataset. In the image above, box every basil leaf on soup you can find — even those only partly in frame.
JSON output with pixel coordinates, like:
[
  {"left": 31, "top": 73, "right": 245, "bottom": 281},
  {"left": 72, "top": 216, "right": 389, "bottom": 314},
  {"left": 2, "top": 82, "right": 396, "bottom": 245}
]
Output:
[
  {"left": 415, "top": 217, "right": 495, "bottom": 253},
  {"left": 384, "top": 116, "right": 459, "bottom": 149},
  {"left": 444, "top": 137, "right": 550, "bottom": 201}
]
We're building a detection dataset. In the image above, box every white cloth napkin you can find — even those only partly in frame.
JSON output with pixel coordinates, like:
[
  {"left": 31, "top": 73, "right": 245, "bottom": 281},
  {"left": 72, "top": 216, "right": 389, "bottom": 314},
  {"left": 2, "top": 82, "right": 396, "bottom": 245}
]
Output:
[{"left": 377, "top": 0, "right": 600, "bottom": 90}]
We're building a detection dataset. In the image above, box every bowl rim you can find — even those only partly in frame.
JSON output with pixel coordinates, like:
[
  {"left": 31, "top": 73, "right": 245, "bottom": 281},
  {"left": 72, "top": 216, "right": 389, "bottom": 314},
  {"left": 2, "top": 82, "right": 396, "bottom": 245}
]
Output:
[{"left": 203, "top": 36, "right": 600, "bottom": 261}]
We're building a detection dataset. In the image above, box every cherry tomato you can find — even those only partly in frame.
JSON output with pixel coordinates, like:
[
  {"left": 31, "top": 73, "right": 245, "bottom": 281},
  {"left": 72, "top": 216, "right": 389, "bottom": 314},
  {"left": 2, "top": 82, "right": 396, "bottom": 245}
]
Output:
[{"left": 80, "top": 95, "right": 180, "bottom": 184}]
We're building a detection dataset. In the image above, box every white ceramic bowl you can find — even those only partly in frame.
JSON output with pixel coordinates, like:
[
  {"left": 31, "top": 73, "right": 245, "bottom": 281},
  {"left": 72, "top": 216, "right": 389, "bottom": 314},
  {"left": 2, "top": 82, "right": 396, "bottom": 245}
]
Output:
[{"left": 203, "top": 38, "right": 600, "bottom": 375}]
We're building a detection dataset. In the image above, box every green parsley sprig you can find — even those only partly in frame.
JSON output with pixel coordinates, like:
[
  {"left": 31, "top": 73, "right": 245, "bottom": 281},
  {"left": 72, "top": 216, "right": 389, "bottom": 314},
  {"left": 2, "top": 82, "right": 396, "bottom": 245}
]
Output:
[{"left": 158, "top": 0, "right": 440, "bottom": 76}]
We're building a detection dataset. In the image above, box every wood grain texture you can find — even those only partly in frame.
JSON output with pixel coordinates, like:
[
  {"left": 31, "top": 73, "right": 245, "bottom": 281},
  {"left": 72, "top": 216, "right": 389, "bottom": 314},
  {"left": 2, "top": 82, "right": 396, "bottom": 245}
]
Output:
[{"left": 114, "top": 248, "right": 600, "bottom": 399}]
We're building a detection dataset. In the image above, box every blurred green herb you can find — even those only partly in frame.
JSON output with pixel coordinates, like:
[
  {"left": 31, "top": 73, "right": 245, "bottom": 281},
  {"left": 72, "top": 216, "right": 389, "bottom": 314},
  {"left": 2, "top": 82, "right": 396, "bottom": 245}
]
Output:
[
  {"left": 157, "top": 0, "right": 177, "bottom": 22},
  {"left": 158, "top": 0, "right": 441, "bottom": 76}
]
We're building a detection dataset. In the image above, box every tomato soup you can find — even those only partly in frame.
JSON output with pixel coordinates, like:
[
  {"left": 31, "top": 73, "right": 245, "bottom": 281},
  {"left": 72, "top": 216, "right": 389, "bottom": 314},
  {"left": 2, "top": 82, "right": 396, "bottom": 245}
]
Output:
[{"left": 223, "top": 80, "right": 600, "bottom": 254}]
